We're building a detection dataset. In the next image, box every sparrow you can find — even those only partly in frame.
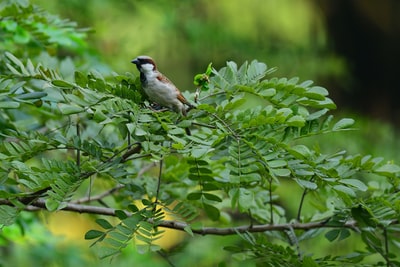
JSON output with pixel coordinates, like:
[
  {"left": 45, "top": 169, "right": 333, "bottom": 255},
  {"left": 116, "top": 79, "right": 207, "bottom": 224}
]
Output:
[{"left": 131, "top": 55, "right": 194, "bottom": 116}]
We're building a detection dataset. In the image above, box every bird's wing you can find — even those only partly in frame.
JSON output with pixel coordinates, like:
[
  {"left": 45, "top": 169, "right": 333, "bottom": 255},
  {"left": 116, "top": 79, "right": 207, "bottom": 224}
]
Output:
[
  {"left": 156, "top": 73, "right": 191, "bottom": 105},
  {"left": 177, "top": 90, "right": 190, "bottom": 105},
  {"left": 156, "top": 73, "right": 171, "bottom": 84}
]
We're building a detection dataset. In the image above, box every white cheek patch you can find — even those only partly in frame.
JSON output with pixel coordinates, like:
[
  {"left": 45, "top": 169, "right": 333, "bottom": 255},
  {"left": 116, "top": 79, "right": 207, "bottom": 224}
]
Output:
[{"left": 141, "top": 63, "right": 154, "bottom": 73}]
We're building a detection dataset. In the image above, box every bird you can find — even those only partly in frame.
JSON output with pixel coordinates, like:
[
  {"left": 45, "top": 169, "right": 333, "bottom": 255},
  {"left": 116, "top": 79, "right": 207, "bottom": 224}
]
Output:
[{"left": 131, "top": 55, "right": 194, "bottom": 116}]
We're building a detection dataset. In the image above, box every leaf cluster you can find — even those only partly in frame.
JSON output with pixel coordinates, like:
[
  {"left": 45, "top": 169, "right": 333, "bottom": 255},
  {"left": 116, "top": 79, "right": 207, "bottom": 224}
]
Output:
[
  {"left": 0, "top": 0, "right": 89, "bottom": 59},
  {"left": 1, "top": 1, "right": 400, "bottom": 266}
]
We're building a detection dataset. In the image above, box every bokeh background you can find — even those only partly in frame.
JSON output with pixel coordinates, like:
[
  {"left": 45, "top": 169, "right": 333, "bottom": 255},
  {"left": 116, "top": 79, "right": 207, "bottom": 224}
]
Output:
[
  {"left": 3, "top": 0, "right": 400, "bottom": 266},
  {"left": 31, "top": 0, "right": 400, "bottom": 126}
]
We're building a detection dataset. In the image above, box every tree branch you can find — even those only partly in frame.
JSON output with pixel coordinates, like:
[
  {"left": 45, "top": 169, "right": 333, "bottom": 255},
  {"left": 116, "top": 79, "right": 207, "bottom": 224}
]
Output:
[{"left": 4, "top": 198, "right": 398, "bottom": 236}]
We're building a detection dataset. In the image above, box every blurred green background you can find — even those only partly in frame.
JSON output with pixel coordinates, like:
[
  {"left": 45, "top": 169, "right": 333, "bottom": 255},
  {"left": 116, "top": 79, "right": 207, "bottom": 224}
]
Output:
[
  {"left": 2, "top": 0, "right": 400, "bottom": 266},
  {"left": 29, "top": 0, "right": 400, "bottom": 127},
  {"left": 31, "top": 0, "right": 344, "bottom": 93}
]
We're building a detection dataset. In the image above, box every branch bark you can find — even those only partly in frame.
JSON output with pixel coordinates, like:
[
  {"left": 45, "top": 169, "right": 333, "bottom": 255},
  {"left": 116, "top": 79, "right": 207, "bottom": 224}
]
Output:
[{"left": 3, "top": 198, "right": 394, "bottom": 236}]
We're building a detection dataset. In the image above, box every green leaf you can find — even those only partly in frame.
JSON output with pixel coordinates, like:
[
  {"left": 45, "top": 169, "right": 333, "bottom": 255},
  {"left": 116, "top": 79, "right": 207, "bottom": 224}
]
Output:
[
  {"left": 286, "top": 115, "right": 305, "bottom": 127},
  {"left": 96, "top": 218, "right": 113, "bottom": 229},
  {"left": 307, "top": 108, "right": 329, "bottom": 120},
  {"left": 109, "top": 231, "right": 129, "bottom": 242},
  {"left": 189, "top": 167, "right": 212, "bottom": 174},
  {"left": 52, "top": 80, "right": 74, "bottom": 88},
  {"left": 247, "top": 60, "right": 267, "bottom": 82},
  {"left": 142, "top": 199, "right": 152, "bottom": 206},
  {"left": 45, "top": 198, "right": 60, "bottom": 211},
  {"left": 0, "top": 101, "right": 20, "bottom": 109},
  {"left": 66, "top": 93, "right": 90, "bottom": 106},
  {"left": 295, "top": 179, "right": 317, "bottom": 190},
  {"left": 128, "top": 204, "right": 139, "bottom": 212},
  {"left": 325, "top": 229, "right": 340, "bottom": 242},
  {"left": 351, "top": 205, "right": 377, "bottom": 228},
  {"left": 340, "top": 179, "right": 367, "bottom": 191},
  {"left": 375, "top": 163, "right": 400, "bottom": 175},
  {"left": 93, "top": 109, "right": 108, "bottom": 122},
  {"left": 203, "top": 193, "right": 222, "bottom": 202},
  {"left": 168, "top": 134, "right": 187, "bottom": 146},
  {"left": 271, "top": 168, "right": 291, "bottom": 177},
  {"left": 134, "top": 127, "right": 147, "bottom": 136},
  {"left": 0, "top": 206, "right": 18, "bottom": 226},
  {"left": 98, "top": 247, "right": 120, "bottom": 259},
  {"left": 301, "top": 256, "right": 319, "bottom": 267},
  {"left": 333, "top": 118, "right": 355, "bottom": 131},
  {"left": 75, "top": 71, "right": 87, "bottom": 87},
  {"left": 237, "top": 188, "right": 254, "bottom": 212},
  {"left": 299, "top": 80, "right": 314, "bottom": 88},
  {"left": 259, "top": 88, "right": 276, "bottom": 97},
  {"left": 333, "top": 185, "right": 356, "bottom": 197},
  {"left": 191, "top": 147, "right": 209, "bottom": 158},
  {"left": 289, "top": 145, "right": 311, "bottom": 159},
  {"left": 361, "top": 231, "right": 382, "bottom": 252},
  {"left": 297, "top": 97, "right": 336, "bottom": 109},
  {"left": 203, "top": 203, "right": 220, "bottom": 221},
  {"left": 138, "top": 221, "right": 153, "bottom": 232},
  {"left": 304, "top": 86, "right": 329, "bottom": 100},
  {"left": 201, "top": 183, "right": 219, "bottom": 192},
  {"left": 338, "top": 228, "right": 351, "bottom": 241},
  {"left": 116, "top": 224, "right": 132, "bottom": 236},
  {"left": 58, "top": 103, "right": 85, "bottom": 114},
  {"left": 187, "top": 192, "right": 202, "bottom": 200},
  {"left": 267, "top": 160, "right": 287, "bottom": 168},
  {"left": 115, "top": 210, "right": 128, "bottom": 220},
  {"left": 183, "top": 225, "right": 194, "bottom": 237},
  {"left": 122, "top": 215, "right": 141, "bottom": 229},
  {"left": 85, "top": 230, "right": 104, "bottom": 240},
  {"left": 6, "top": 63, "right": 21, "bottom": 75},
  {"left": 5, "top": 52, "right": 25, "bottom": 70},
  {"left": 16, "top": 92, "right": 47, "bottom": 100}
]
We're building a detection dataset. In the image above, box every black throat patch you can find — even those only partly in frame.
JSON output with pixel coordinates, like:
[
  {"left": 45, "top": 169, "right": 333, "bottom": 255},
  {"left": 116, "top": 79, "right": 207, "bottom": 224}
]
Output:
[{"left": 140, "top": 72, "right": 147, "bottom": 86}]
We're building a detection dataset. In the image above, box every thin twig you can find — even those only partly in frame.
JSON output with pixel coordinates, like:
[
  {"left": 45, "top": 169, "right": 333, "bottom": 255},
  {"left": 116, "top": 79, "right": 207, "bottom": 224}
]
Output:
[
  {"left": 154, "top": 160, "right": 163, "bottom": 206},
  {"left": 269, "top": 177, "right": 274, "bottom": 224},
  {"left": 197, "top": 91, "right": 226, "bottom": 102},
  {"left": 297, "top": 176, "right": 315, "bottom": 222},
  {"left": 383, "top": 227, "right": 390, "bottom": 267},
  {"left": 137, "top": 162, "right": 158, "bottom": 178},
  {"left": 72, "top": 185, "right": 125, "bottom": 204},
  {"left": 191, "top": 121, "right": 216, "bottom": 129},
  {"left": 211, "top": 113, "right": 239, "bottom": 139},
  {"left": 76, "top": 122, "right": 81, "bottom": 167},
  {"left": 297, "top": 188, "right": 307, "bottom": 222},
  {"left": 19, "top": 143, "right": 145, "bottom": 205},
  {"left": 157, "top": 250, "right": 176, "bottom": 267},
  {"left": 72, "top": 161, "right": 158, "bottom": 205}
]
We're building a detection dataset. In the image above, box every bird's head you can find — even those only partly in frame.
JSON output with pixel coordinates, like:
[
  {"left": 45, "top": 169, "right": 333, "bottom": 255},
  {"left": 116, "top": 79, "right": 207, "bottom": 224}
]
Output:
[{"left": 131, "top": 55, "right": 157, "bottom": 74}]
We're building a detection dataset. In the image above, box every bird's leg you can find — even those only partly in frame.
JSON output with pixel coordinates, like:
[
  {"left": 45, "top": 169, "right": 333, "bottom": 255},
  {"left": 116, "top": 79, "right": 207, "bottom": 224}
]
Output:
[{"left": 148, "top": 103, "right": 169, "bottom": 112}]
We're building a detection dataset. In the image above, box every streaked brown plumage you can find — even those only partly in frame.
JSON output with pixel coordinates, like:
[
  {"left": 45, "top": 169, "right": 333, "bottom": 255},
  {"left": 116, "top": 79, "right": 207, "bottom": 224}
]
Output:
[{"left": 131, "top": 55, "right": 193, "bottom": 116}]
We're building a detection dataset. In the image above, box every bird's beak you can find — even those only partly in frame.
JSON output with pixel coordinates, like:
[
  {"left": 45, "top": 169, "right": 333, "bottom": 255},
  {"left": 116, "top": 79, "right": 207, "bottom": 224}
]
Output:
[{"left": 131, "top": 58, "right": 139, "bottom": 65}]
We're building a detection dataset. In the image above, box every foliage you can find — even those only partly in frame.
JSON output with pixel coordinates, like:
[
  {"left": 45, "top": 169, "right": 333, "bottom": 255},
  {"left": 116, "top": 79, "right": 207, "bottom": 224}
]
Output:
[
  {"left": 1, "top": 1, "right": 400, "bottom": 266},
  {"left": 30, "top": 0, "right": 347, "bottom": 91},
  {"left": 0, "top": 0, "right": 90, "bottom": 58}
]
